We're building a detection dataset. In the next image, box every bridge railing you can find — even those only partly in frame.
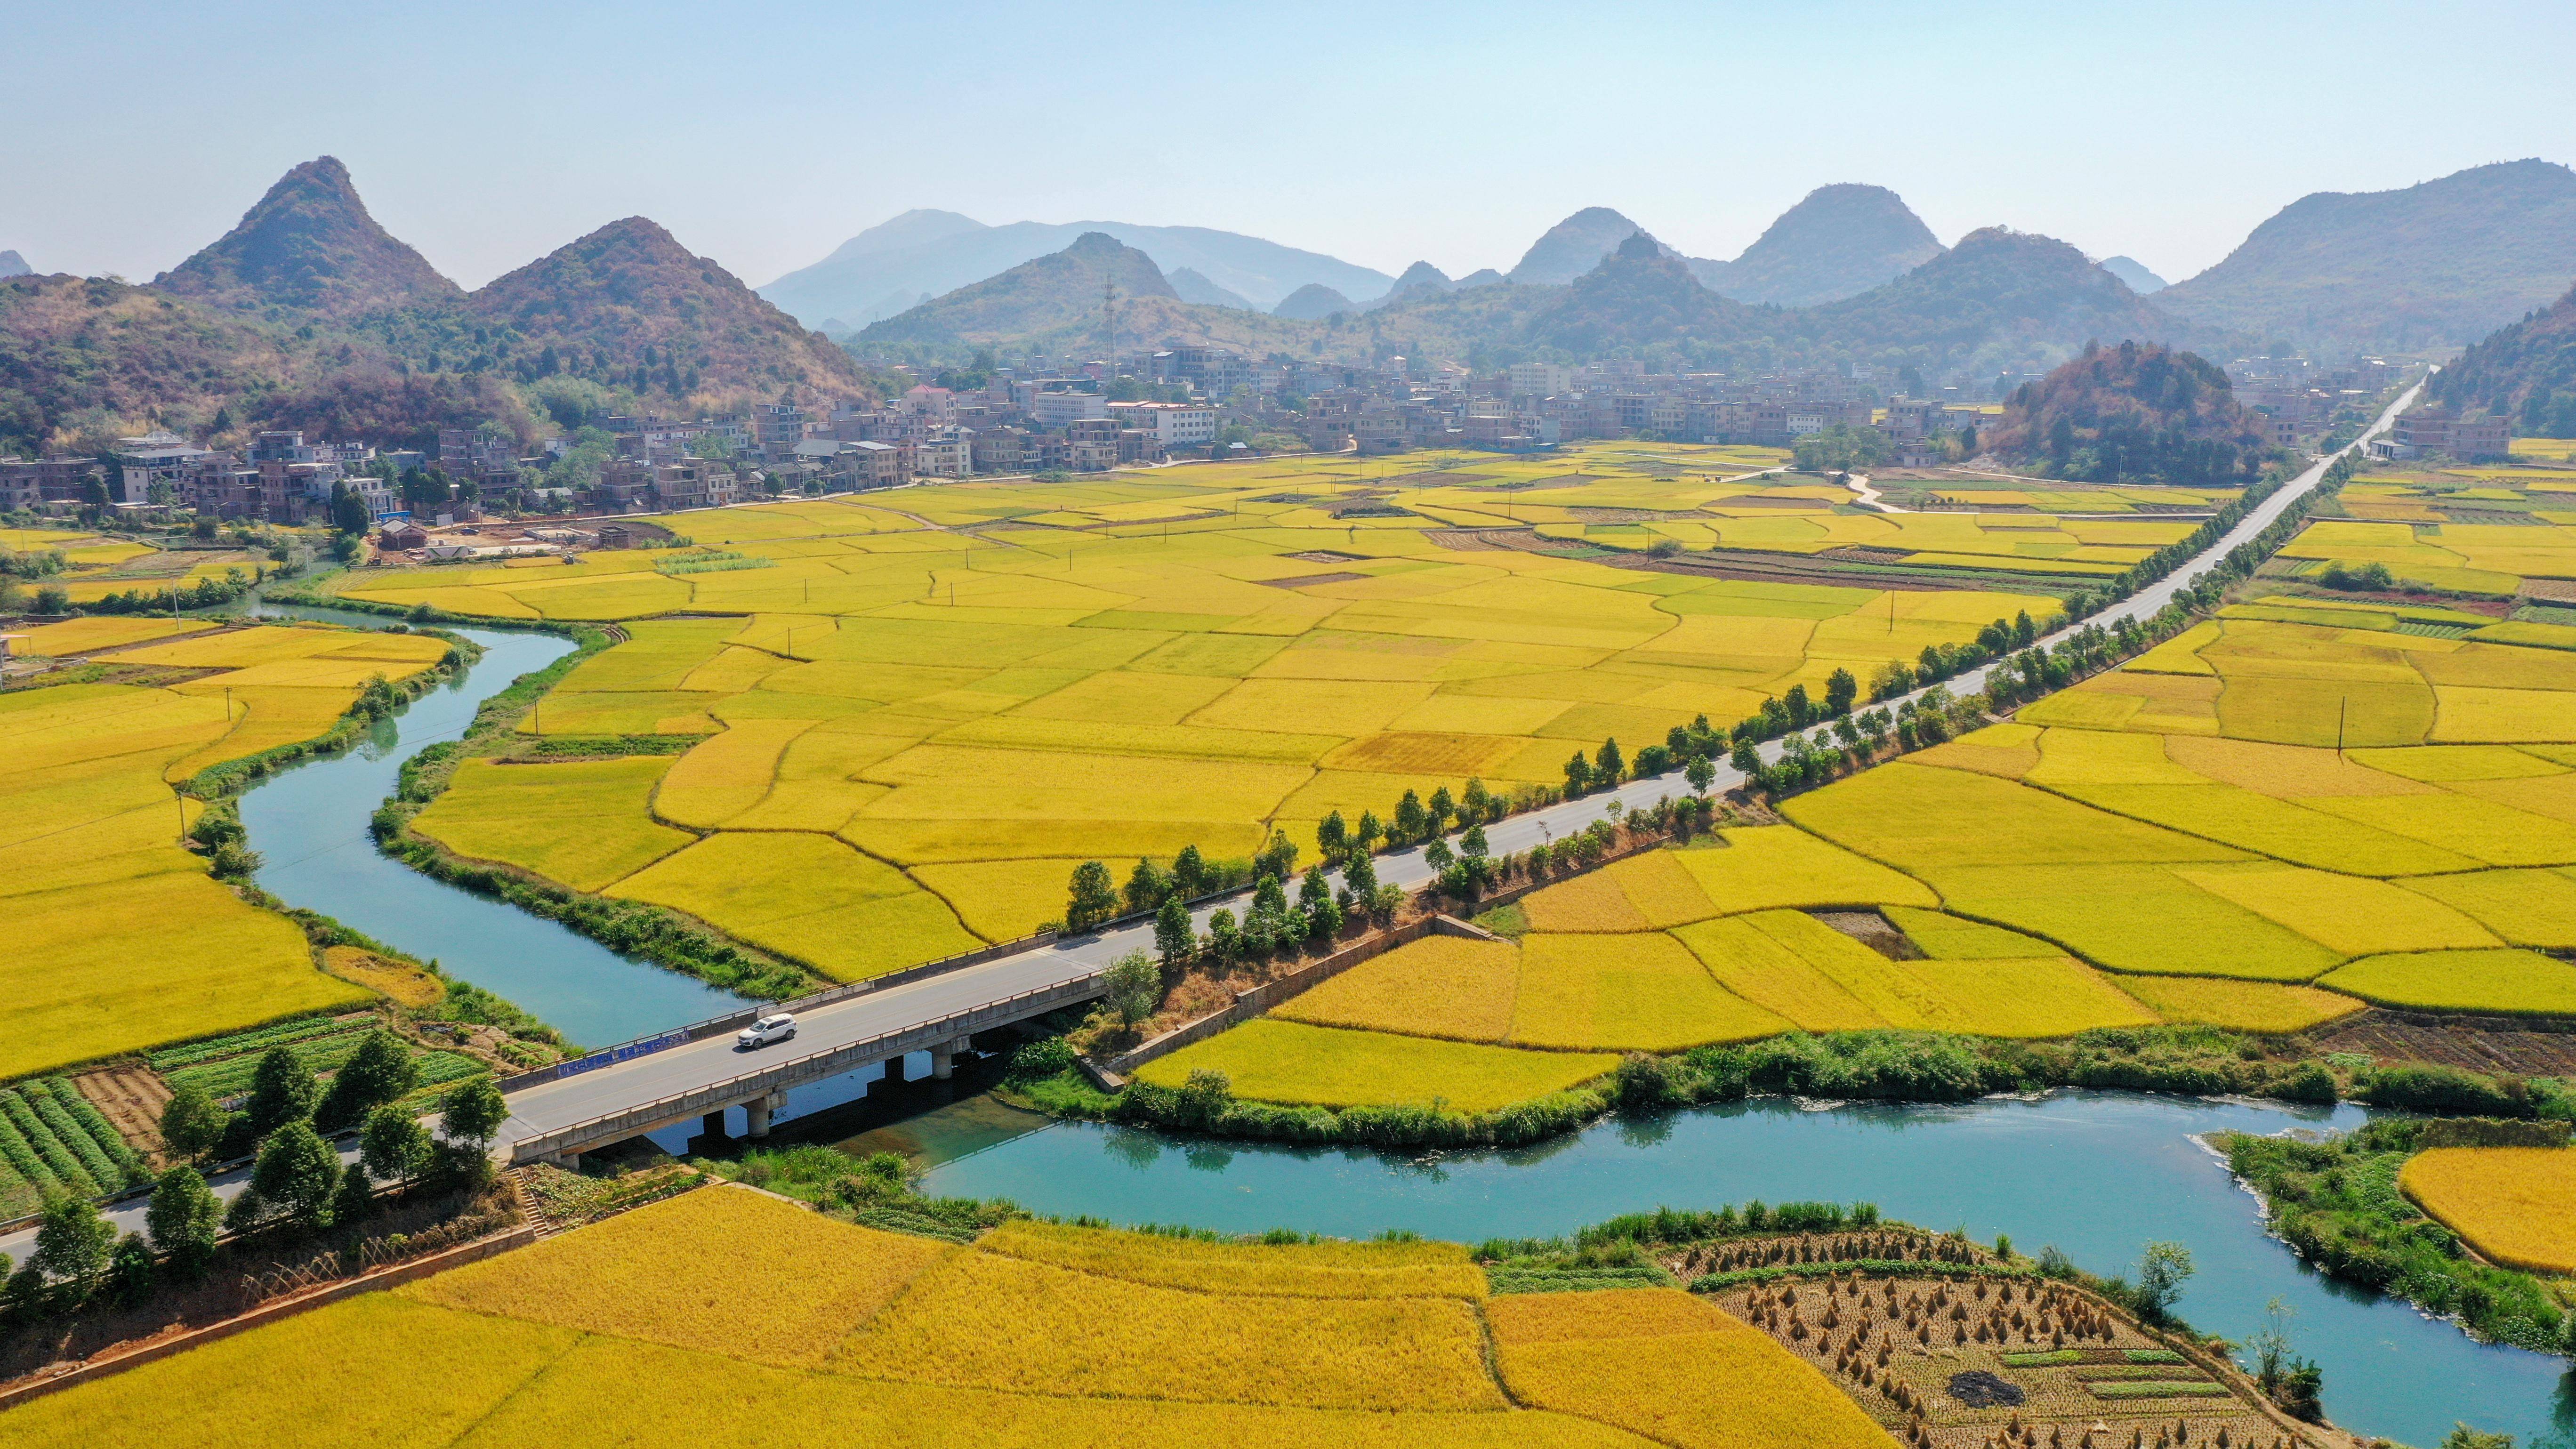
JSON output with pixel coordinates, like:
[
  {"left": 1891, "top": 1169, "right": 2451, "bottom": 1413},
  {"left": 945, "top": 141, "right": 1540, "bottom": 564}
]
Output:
[
  {"left": 507, "top": 973, "right": 1105, "bottom": 1162},
  {"left": 495, "top": 926, "right": 1065, "bottom": 1093}
]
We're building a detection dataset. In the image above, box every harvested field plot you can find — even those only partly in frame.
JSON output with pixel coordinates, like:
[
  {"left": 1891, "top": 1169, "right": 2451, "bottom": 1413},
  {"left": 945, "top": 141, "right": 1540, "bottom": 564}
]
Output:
[{"left": 1703, "top": 1265, "right": 2285, "bottom": 1444}]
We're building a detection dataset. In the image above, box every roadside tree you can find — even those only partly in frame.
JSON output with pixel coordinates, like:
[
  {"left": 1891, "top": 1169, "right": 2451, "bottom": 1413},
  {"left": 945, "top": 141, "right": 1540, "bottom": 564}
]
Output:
[
  {"left": 31, "top": 1196, "right": 116, "bottom": 1305},
  {"left": 243, "top": 1047, "right": 319, "bottom": 1138},
  {"left": 158, "top": 1084, "right": 231, "bottom": 1163},
  {"left": 317, "top": 1029, "right": 420, "bottom": 1130},
  {"left": 249, "top": 1121, "right": 340, "bottom": 1231},
  {"left": 1103, "top": 950, "right": 1161, "bottom": 1028},
  {"left": 1064, "top": 860, "right": 1119, "bottom": 932},
  {"left": 145, "top": 1165, "right": 224, "bottom": 1280}
]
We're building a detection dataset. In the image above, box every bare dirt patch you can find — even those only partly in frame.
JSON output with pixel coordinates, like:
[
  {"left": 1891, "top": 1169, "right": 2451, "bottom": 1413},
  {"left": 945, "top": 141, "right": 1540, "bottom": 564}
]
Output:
[
  {"left": 72, "top": 1068, "right": 170, "bottom": 1163},
  {"left": 2306, "top": 1010, "right": 2576, "bottom": 1077},
  {"left": 1809, "top": 910, "right": 1925, "bottom": 961}
]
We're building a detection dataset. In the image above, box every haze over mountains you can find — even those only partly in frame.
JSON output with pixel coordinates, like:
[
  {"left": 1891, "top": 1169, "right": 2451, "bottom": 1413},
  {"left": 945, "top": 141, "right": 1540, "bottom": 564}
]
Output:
[
  {"left": 7, "top": 151, "right": 2572, "bottom": 457},
  {"left": 759, "top": 211, "right": 1397, "bottom": 330},
  {"left": 857, "top": 208, "right": 2215, "bottom": 384},
  {"left": 0, "top": 251, "right": 31, "bottom": 280},
  {"left": 2153, "top": 159, "right": 2576, "bottom": 355}
]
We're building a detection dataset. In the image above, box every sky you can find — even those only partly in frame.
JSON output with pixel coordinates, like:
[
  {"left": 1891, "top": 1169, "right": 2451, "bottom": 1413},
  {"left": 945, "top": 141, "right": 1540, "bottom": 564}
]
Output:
[{"left": 7, "top": 0, "right": 2572, "bottom": 293}]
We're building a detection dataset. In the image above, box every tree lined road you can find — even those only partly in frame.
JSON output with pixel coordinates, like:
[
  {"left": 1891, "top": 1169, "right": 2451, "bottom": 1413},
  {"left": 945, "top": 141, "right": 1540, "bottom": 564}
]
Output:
[
  {"left": 0, "top": 379, "right": 2416, "bottom": 1264},
  {"left": 493, "top": 377, "right": 2421, "bottom": 1155}
]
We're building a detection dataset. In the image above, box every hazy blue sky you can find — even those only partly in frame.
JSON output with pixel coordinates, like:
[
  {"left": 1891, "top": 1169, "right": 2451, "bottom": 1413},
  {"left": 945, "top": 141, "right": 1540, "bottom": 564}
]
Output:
[{"left": 8, "top": 0, "right": 2570, "bottom": 291}]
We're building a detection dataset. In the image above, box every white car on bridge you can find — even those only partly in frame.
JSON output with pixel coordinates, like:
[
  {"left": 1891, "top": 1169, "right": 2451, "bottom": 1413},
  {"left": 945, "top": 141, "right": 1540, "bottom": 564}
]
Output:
[{"left": 735, "top": 1013, "right": 797, "bottom": 1050}]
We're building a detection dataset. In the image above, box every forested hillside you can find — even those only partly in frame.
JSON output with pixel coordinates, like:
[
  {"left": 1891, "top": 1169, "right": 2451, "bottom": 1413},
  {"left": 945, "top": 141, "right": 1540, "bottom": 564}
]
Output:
[
  {"left": 2431, "top": 282, "right": 2576, "bottom": 437},
  {"left": 0, "top": 158, "right": 874, "bottom": 452},
  {"left": 2156, "top": 159, "right": 2576, "bottom": 356},
  {"left": 155, "top": 156, "right": 460, "bottom": 319},
  {"left": 1985, "top": 339, "right": 2280, "bottom": 484}
]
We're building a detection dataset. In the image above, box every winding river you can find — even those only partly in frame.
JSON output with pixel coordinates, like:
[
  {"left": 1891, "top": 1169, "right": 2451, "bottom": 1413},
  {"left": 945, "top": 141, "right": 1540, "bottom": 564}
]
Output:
[
  {"left": 234, "top": 602, "right": 742, "bottom": 1045},
  {"left": 225, "top": 600, "right": 2573, "bottom": 1446}
]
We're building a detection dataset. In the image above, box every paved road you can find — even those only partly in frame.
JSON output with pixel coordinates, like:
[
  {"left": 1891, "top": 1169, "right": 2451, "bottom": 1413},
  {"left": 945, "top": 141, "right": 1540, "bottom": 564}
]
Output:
[
  {"left": 496, "top": 378, "right": 2420, "bottom": 1151},
  {"left": 1, "top": 381, "right": 2418, "bottom": 1263}
]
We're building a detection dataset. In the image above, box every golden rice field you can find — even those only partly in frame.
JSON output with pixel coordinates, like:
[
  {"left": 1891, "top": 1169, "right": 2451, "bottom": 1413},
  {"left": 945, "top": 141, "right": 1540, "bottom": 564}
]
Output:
[
  {"left": 1135, "top": 1019, "right": 1620, "bottom": 1113},
  {"left": 2285, "top": 459, "right": 2576, "bottom": 595},
  {"left": 340, "top": 442, "right": 2076, "bottom": 982},
  {"left": 1486, "top": 1287, "right": 1892, "bottom": 1449},
  {"left": 1160, "top": 603, "right": 2576, "bottom": 1112},
  {"left": 2401, "top": 1146, "right": 2576, "bottom": 1275},
  {"left": 13, "top": 1183, "right": 1842, "bottom": 1449},
  {"left": 0, "top": 622, "right": 448, "bottom": 1079}
]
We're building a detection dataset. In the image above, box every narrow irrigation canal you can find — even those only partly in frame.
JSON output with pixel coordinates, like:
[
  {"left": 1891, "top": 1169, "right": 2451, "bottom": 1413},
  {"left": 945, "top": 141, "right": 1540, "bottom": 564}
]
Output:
[{"left": 226, "top": 601, "right": 2573, "bottom": 1444}]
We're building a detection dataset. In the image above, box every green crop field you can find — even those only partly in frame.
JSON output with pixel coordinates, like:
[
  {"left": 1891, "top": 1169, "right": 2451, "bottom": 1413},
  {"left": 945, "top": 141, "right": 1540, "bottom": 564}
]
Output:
[
  {"left": 333, "top": 443, "right": 2084, "bottom": 980},
  {"left": 0, "top": 624, "right": 448, "bottom": 1080}
]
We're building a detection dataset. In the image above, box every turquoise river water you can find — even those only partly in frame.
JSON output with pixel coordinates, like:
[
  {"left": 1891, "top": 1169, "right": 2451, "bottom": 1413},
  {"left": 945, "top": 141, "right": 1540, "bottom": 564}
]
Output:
[{"left": 227, "top": 600, "right": 2572, "bottom": 1446}]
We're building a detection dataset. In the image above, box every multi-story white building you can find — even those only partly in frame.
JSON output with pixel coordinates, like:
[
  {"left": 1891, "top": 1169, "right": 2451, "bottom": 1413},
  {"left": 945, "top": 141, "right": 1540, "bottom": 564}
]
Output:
[
  {"left": 1030, "top": 389, "right": 1109, "bottom": 427},
  {"left": 1108, "top": 402, "right": 1218, "bottom": 448},
  {"left": 914, "top": 431, "right": 974, "bottom": 477},
  {"left": 1508, "top": 362, "right": 1573, "bottom": 398},
  {"left": 112, "top": 430, "right": 215, "bottom": 504}
]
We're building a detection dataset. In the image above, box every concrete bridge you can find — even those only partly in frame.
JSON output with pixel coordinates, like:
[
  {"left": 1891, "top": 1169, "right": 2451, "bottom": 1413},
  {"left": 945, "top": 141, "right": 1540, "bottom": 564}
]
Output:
[{"left": 492, "top": 382, "right": 2421, "bottom": 1167}]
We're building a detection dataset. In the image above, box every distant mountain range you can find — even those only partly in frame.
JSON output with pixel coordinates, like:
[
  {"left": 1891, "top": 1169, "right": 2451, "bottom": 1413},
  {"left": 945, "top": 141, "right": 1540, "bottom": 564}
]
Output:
[
  {"left": 858, "top": 215, "right": 2213, "bottom": 384},
  {"left": 857, "top": 233, "right": 1325, "bottom": 359},
  {"left": 2097, "top": 257, "right": 2167, "bottom": 294},
  {"left": 0, "top": 156, "right": 864, "bottom": 453},
  {"left": 2431, "top": 281, "right": 2576, "bottom": 436},
  {"left": 760, "top": 211, "right": 1397, "bottom": 330},
  {"left": 1168, "top": 268, "right": 1257, "bottom": 311},
  {"left": 2155, "top": 159, "right": 2576, "bottom": 355},
  {"left": 1692, "top": 185, "right": 1946, "bottom": 307},
  {"left": 12, "top": 155, "right": 2572, "bottom": 457},
  {"left": 0, "top": 251, "right": 30, "bottom": 280}
]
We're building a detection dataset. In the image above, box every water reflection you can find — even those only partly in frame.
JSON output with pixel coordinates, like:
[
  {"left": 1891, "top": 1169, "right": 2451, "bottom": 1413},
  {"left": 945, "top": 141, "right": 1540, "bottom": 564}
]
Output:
[{"left": 922, "top": 1090, "right": 2571, "bottom": 1446}]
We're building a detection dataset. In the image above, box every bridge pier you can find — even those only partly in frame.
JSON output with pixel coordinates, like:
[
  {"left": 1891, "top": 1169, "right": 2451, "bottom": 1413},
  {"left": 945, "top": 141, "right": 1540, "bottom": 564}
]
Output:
[
  {"left": 701, "top": 1110, "right": 725, "bottom": 1141},
  {"left": 881, "top": 1052, "right": 910, "bottom": 1088},
  {"left": 745, "top": 1090, "right": 786, "bottom": 1138},
  {"left": 930, "top": 1036, "right": 973, "bottom": 1080}
]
